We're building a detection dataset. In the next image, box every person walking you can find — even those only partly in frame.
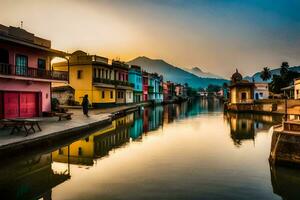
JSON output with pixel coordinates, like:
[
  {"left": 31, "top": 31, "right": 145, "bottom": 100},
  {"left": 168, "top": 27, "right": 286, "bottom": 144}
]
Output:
[{"left": 82, "top": 94, "right": 89, "bottom": 117}]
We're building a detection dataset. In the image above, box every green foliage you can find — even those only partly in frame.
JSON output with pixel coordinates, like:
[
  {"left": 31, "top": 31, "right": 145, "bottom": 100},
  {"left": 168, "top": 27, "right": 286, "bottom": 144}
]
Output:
[
  {"left": 260, "top": 67, "right": 271, "bottom": 81},
  {"left": 206, "top": 84, "right": 221, "bottom": 93},
  {"left": 269, "top": 68, "right": 300, "bottom": 94},
  {"left": 280, "top": 61, "right": 289, "bottom": 76},
  {"left": 51, "top": 98, "right": 60, "bottom": 111}
]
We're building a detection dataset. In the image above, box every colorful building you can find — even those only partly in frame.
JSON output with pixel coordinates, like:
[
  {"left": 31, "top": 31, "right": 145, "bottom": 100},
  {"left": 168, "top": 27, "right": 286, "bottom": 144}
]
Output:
[
  {"left": 142, "top": 71, "right": 149, "bottom": 101},
  {"left": 254, "top": 82, "right": 269, "bottom": 100},
  {"left": 53, "top": 50, "right": 117, "bottom": 107},
  {"left": 112, "top": 60, "right": 133, "bottom": 104},
  {"left": 128, "top": 65, "right": 143, "bottom": 103},
  {"left": 0, "top": 24, "right": 68, "bottom": 119},
  {"left": 148, "top": 73, "right": 163, "bottom": 103},
  {"left": 294, "top": 78, "right": 300, "bottom": 99},
  {"left": 163, "top": 81, "right": 175, "bottom": 101},
  {"left": 229, "top": 70, "right": 254, "bottom": 104}
]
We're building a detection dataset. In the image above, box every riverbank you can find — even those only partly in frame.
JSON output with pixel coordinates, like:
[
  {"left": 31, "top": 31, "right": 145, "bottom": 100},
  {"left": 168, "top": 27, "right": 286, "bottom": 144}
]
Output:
[
  {"left": 224, "top": 99, "right": 300, "bottom": 116},
  {"left": 0, "top": 102, "right": 152, "bottom": 157}
]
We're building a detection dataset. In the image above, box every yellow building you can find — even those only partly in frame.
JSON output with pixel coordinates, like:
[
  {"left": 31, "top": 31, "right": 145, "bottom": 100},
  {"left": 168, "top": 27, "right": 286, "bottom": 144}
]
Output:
[
  {"left": 52, "top": 121, "right": 117, "bottom": 166},
  {"left": 52, "top": 50, "right": 116, "bottom": 107},
  {"left": 229, "top": 70, "right": 254, "bottom": 104}
]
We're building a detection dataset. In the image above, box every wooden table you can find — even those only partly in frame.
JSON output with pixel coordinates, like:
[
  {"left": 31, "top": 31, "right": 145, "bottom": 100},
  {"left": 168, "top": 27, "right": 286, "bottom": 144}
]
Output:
[{"left": 1, "top": 118, "right": 42, "bottom": 136}]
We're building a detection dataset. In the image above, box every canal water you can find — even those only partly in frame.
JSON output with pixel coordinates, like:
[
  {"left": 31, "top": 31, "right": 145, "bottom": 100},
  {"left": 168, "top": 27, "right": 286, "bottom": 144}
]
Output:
[{"left": 0, "top": 99, "right": 299, "bottom": 200}]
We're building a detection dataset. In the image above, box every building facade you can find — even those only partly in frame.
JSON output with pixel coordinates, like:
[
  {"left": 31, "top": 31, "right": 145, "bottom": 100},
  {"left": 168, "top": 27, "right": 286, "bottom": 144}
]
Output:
[
  {"left": 112, "top": 60, "right": 133, "bottom": 104},
  {"left": 128, "top": 65, "right": 143, "bottom": 103},
  {"left": 0, "top": 24, "right": 68, "bottom": 119},
  {"left": 53, "top": 50, "right": 118, "bottom": 107},
  {"left": 294, "top": 78, "right": 300, "bottom": 99},
  {"left": 254, "top": 83, "right": 269, "bottom": 100},
  {"left": 163, "top": 81, "right": 175, "bottom": 101},
  {"left": 229, "top": 70, "right": 254, "bottom": 104},
  {"left": 148, "top": 73, "right": 163, "bottom": 103},
  {"left": 142, "top": 71, "right": 149, "bottom": 101}
]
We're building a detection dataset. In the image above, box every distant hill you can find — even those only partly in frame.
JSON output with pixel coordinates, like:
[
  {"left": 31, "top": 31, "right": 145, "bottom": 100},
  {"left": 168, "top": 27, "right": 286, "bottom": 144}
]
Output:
[
  {"left": 184, "top": 67, "right": 224, "bottom": 79},
  {"left": 127, "top": 56, "right": 228, "bottom": 88},
  {"left": 245, "top": 66, "right": 300, "bottom": 82}
]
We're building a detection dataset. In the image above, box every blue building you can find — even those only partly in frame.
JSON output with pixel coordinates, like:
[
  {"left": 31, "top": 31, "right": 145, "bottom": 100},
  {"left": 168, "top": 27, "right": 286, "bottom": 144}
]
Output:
[
  {"left": 129, "top": 65, "right": 143, "bottom": 102},
  {"left": 148, "top": 73, "right": 163, "bottom": 103}
]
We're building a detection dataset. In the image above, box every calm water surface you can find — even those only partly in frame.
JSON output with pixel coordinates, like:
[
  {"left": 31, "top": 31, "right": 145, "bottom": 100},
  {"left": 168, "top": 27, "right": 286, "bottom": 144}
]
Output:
[{"left": 1, "top": 99, "right": 299, "bottom": 200}]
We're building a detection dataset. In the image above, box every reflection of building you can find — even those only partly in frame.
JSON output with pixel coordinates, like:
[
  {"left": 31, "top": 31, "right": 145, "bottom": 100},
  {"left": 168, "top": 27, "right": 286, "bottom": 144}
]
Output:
[
  {"left": 148, "top": 106, "right": 163, "bottom": 131},
  {"left": 53, "top": 117, "right": 133, "bottom": 165},
  {"left": 225, "top": 112, "right": 280, "bottom": 146},
  {"left": 270, "top": 165, "right": 300, "bottom": 200},
  {"left": 52, "top": 121, "right": 117, "bottom": 166},
  {"left": 130, "top": 111, "right": 144, "bottom": 140},
  {"left": 0, "top": 153, "right": 70, "bottom": 199},
  {"left": 94, "top": 117, "right": 131, "bottom": 157},
  {"left": 227, "top": 113, "right": 255, "bottom": 146}
]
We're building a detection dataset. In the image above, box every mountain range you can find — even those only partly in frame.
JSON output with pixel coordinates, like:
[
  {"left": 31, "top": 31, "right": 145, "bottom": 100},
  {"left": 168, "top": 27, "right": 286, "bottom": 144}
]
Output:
[
  {"left": 245, "top": 66, "right": 300, "bottom": 82},
  {"left": 127, "top": 56, "right": 227, "bottom": 89}
]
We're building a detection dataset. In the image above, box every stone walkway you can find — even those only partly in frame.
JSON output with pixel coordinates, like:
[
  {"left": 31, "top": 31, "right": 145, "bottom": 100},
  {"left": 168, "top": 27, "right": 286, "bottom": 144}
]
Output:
[
  {"left": 0, "top": 112, "right": 111, "bottom": 149},
  {"left": 0, "top": 102, "right": 150, "bottom": 151}
]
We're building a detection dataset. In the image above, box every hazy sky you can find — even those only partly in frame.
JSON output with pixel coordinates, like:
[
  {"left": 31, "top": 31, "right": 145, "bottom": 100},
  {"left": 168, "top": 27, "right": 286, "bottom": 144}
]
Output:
[{"left": 1, "top": 0, "right": 300, "bottom": 78}]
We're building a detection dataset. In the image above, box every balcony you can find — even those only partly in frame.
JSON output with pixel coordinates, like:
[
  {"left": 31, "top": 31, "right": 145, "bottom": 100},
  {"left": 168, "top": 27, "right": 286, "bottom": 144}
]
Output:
[
  {"left": 93, "top": 77, "right": 134, "bottom": 87},
  {"left": 0, "top": 63, "right": 68, "bottom": 81}
]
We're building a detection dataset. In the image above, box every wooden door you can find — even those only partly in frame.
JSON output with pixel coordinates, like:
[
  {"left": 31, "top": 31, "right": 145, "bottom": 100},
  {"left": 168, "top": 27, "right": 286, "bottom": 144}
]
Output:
[
  {"left": 0, "top": 92, "right": 3, "bottom": 119},
  {"left": 20, "top": 92, "right": 38, "bottom": 118},
  {"left": 4, "top": 92, "right": 19, "bottom": 119}
]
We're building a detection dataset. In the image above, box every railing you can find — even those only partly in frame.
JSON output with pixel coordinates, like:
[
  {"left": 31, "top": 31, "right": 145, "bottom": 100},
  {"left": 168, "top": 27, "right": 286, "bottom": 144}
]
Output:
[
  {"left": 93, "top": 77, "right": 134, "bottom": 87},
  {"left": 0, "top": 63, "right": 68, "bottom": 81}
]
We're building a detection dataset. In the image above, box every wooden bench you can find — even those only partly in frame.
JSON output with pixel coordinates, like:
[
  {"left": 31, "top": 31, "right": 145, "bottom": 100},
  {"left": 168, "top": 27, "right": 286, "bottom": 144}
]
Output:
[
  {"left": 54, "top": 112, "right": 74, "bottom": 121},
  {"left": 0, "top": 119, "right": 42, "bottom": 136}
]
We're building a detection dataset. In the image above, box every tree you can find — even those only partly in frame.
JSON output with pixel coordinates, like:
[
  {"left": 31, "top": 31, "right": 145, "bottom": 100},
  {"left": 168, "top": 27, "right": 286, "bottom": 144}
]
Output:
[
  {"left": 207, "top": 84, "right": 221, "bottom": 93},
  {"left": 222, "top": 82, "right": 228, "bottom": 88},
  {"left": 260, "top": 67, "right": 271, "bottom": 81},
  {"left": 280, "top": 61, "right": 289, "bottom": 76}
]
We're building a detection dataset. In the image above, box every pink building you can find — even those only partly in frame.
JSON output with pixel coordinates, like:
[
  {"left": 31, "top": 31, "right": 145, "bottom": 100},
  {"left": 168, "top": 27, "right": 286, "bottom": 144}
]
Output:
[{"left": 0, "top": 24, "right": 68, "bottom": 119}]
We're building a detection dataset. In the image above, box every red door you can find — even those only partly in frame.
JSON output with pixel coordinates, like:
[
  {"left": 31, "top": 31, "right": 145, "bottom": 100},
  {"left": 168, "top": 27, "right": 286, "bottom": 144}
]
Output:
[
  {"left": 4, "top": 92, "right": 19, "bottom": 119},
  {"left": 0, "top": 92, "right": 3, "bottom": 119},
  {"left": 20, "top": 92, "right": 37, "bottom": 118}
]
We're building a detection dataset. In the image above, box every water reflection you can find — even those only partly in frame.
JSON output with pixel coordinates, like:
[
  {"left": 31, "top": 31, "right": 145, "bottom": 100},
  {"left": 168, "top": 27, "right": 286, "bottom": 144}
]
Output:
[
  {"left": 0, "top": 99, "right": 291, "bottom": 199},
  {"left": 224, "top": 112, "right": 282, "bottom": 147},
  {"left": 270, "top": 165, "right": 300, "bottom": 200},
  {"left": 0, "top": 153, "right": 70, "bottom": 199}
]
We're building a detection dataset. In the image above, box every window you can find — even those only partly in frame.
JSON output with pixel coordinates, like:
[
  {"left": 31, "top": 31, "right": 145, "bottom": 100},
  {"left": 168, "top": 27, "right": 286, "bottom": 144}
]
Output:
[
  {"left": 15, "top": 54, "right": 28, "bottom": 75},
  {"left": 93, "top": 68, "right": 96, "bottom": 78},
  {"left": 110, "top": 91, "right": 113, "bottom": 99},
  {"left": 241, "top": 92, "right": 247, "bottom": 100},
  {"left": 259, "top": 92, "right": 263, "bottom": 97},
  {"left": 77, "top": 70, "right": 82, "bottom": 79},
  {"left": 38, "top": 59, "right": 46, "bottom": 70},
  {"left": 102, "top": 91, "right": 105, "bottom": 98},
  {"left": 0, "top": 48, "right": 9, "bottom": 63}
]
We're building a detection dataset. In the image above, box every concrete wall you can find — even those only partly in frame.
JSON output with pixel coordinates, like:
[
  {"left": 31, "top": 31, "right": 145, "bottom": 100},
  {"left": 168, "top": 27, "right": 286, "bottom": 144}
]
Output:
[{"left": 295, "top": 79, "right": 300, "bottom": 99}]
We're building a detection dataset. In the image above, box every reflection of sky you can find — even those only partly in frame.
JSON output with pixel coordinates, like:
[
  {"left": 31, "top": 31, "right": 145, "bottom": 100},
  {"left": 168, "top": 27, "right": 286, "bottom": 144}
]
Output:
[
  {"left": 0, "top": 99, "right": 290, "bottom": 199},
  {"left": 2, "top": 0, "right": 300, "bottom": 77}
]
